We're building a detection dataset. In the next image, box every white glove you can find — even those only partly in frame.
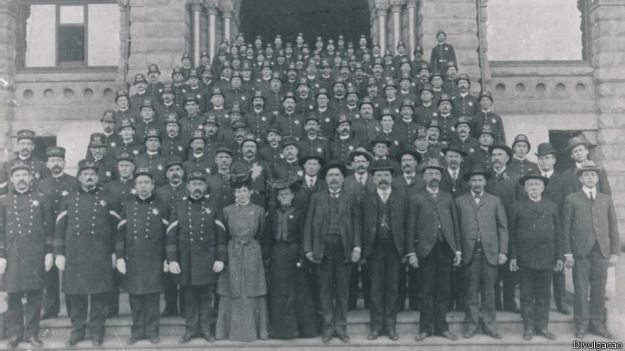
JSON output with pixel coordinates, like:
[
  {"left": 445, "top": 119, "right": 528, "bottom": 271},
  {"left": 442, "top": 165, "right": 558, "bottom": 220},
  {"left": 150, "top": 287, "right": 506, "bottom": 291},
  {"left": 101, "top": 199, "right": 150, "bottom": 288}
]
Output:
[
  {"left": 169, "top": 261, "right": 181, "bottom": 274},
  {"left": 45, "top": 253, "right": 54, "bottom": 272},
  {"left": 116, "top": 258, "right": 127, "bottom": 275},
  {"left": 213, "top": 261, "right": 224, "bottom": 273},
  {"left": 0, "top": 258, "right": 6, "bottom": 274},
  {"left": 55, "top": 255, "right": 66, "bottom": 271},
  {"left": 111, "top": 253, "right": 116, "bottom": 269}
]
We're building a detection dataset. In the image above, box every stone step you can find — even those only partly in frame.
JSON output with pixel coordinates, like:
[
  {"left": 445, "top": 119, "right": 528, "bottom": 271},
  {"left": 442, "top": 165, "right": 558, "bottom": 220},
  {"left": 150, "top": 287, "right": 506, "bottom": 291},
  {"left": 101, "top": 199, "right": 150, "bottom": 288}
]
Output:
[
  {"left": 11, "top": 321, "right": 588, "bottom": 351},
  {"left": 38, "top": 309, "right": 575, "bottom": 339}
]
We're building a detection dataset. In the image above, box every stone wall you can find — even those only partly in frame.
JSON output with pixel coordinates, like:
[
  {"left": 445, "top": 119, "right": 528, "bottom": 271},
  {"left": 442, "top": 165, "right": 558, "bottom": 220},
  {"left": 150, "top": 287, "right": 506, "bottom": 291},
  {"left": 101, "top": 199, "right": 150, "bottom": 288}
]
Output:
[
  {"left": 126, "top": 0, "right": 192, "bottom": 84},
  {"left": 590, "top": 0, "right": 625, "bottom": 245},
  {"left": 0, "top": 0, "right": 17, "bottom": 162}
]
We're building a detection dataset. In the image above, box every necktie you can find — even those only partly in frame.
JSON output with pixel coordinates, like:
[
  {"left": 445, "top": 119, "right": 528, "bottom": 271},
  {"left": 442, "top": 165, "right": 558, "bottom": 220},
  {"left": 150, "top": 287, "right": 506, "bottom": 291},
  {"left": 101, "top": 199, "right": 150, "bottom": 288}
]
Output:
[
  {"left": 309, "top": 179, "right": 314, "bottom": 188},
  {"left": 359, "top": 176, "right": 365, "bottom": 186},
  {"left": 589, "top": 192, "right": 594, "bottom": 201},
  {"left": 474, "top": 194, "right": 481, "bottom": 205}
]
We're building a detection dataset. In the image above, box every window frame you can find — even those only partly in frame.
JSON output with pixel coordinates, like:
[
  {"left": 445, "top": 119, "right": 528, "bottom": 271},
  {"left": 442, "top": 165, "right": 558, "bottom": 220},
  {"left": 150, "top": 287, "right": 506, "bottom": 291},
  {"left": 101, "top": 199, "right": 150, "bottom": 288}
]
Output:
[
  {"left": 485, "top": 0, "right": 592, "bottom": 65},
  {"left": 17, "top": 0, "right": 119, "bottom": 72}
]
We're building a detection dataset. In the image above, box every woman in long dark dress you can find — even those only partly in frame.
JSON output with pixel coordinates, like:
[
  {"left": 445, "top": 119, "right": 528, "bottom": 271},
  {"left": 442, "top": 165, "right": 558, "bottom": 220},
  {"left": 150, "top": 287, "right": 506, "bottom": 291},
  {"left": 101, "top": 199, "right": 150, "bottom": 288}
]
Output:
[
  {"left": 216, "top": 174, "right": 269, "bottom": 341},
  {"left": 265, "top": 179, "right": 319, "bottom": 339}
]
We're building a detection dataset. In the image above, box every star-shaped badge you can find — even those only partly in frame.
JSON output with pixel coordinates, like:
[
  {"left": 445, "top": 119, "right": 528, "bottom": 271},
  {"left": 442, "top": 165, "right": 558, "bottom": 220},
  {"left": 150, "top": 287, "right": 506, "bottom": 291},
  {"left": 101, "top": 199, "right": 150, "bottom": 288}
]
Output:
[
  {"left": 261, "top": 116, "right": 266, "bottom": 121},
  {"left": 31, "top": 200, "right": 39, "bottom": 207},
  {"left": 133, "top": 150, "right": 139, "bottom": 155},
  {"left": 317, "top": 147, "right": 322, "bottom": 153},
  {"left": 152, "top": 208, "right": 159, "bottom": 215},
  {"left": 294, "top": 120, "right": 299, "bottom": 124},
  {"left": 325, "top": 118, "right": 330, "bottom": 122},
  {"left": 61, "top": 190, "right": 69, "bottom": 197},
  {"left": 105, "top": 171, "right": 112, "bottom": 177},
  {"left": 157, "top": 165, "right": 163, "bottom": 171},
  {"left": 178, "top": 146, "right": 183, "bottom": 151},
  {"left": 297, "top": 170, "right": 304, "bottom": 177},
  {"left": 492, "top": 118, "right": 497, "bottom": 124},
  {"left": 100, "top": 199, "right": 107, "bottom": 206},
  {"left": 204, "top": 207, "right": 212, "bottom": 215},
  {"left": 131, "top": 189, "right": 137, "bottom": 195},
  {"left": 111, "top": 142, "right": 117, "bottom": 147},
  {"left": 348, "top": 145, "right": 354, "bottom": 151}
]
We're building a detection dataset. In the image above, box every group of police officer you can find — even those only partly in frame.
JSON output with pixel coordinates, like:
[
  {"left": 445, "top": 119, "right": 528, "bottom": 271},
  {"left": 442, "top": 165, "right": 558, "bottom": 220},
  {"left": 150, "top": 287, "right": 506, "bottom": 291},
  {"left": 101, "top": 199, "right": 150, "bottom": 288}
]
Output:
[{"left": 0, "top": 31, "right": 620, "bottom": 348}]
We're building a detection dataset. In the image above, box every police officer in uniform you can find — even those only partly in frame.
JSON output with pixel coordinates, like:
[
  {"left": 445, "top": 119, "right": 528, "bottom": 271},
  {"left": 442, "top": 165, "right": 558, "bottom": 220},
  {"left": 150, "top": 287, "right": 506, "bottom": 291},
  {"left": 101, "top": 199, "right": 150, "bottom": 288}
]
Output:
[
  {"left": 0, "top": 130, "right": 50, "bottom": 195},
  {"left": 0, "top": 161, "right": 54, "bottom": 348},
  {"left": 508, "top": 134, "right": 539, "bottom": 178},
  {"left": 55, "top": 159, "right": 121, "bottom": 346},
  {"left": 116, "top": 167, "right": 171, "bottom": 345},
  {"left": 86, "top": 133, "right": 116, "bottom": 185},
  {"left": 38, "top": 147, "right": 80, "bottom": 320}
]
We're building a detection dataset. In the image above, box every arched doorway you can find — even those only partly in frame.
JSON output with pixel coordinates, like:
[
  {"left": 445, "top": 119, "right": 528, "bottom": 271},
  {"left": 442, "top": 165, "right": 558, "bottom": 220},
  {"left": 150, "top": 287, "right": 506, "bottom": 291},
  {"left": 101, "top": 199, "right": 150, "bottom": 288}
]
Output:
[{"left": 239, "top": 0, "right": 371, "bottom": 44}]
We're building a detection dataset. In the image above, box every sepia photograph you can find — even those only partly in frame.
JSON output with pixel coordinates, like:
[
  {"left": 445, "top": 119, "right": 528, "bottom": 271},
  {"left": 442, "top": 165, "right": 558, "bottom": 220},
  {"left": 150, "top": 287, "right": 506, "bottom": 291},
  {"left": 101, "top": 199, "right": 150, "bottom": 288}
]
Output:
[{"left": 0, "top": 0, "right": 623, "bottom": 349}]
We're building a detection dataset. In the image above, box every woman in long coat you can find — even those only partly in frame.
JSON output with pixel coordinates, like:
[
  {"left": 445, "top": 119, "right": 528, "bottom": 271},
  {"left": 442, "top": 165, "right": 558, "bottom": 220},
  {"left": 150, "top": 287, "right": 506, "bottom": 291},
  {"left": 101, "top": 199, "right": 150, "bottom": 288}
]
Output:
[
  {"left": 216, "top": 174, "right": 269, "bottom": 341},
  {"left": 265, "top": 179, "right": 318, "bottom": 339}
]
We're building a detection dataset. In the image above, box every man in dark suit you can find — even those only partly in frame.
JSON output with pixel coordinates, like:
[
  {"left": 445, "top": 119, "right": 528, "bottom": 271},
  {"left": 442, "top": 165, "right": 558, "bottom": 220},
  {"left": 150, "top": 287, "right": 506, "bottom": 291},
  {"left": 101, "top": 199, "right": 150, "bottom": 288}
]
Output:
[
  {"left": 343, "top": 148, "right": 375, "bottom": 311},
  {"left": 455, "top": 167, "right": 509, "bottom": 339},
  {"left": 562, "top": 136, "right": 612, "bottom": 196},
  {"left": 361, "top": 160, "right": 407, "bottom": 341},
  {"left": 407, "top": 158, "right": 462, "bottom": 341},
  {"left": 509, "top": 174, "right": 562, "bottom": 341},
  {"left": 486, "top": 143, "right": 521, "bottom": 313},
  {"left": 535, "top": 143, "right": 571, "bottom": 314},
  {"left": 440, "top": 143, "right": 470, "bottom": 311},
  {"left": 304, "top": 163, "right": 362, "bottom": 343},
  {"left": 562, "top": 161, "right": 619, "bottom": 340}
]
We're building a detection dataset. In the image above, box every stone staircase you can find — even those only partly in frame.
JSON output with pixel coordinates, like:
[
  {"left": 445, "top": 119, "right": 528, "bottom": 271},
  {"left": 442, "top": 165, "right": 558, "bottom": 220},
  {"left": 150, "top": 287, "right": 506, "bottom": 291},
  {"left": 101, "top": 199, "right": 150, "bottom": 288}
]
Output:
[{"left": 26, "top": 308, "right": 585, "bottom": 351}]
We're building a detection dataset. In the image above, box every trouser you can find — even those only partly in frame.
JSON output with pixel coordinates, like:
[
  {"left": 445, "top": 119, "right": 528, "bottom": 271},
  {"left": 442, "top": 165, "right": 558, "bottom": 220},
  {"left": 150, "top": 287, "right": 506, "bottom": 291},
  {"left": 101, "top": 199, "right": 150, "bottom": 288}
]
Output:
[
  {"left": 519, "top": 267, "right": 551, "bottom": 332},
  {"left": 67, "top": 293, "right": 108, "bottom": 342},
  {"left": 317, "top": 234, "right": 351, "bottom": 333},
  {"left": 572, "top": 242, "right": 608, "bottom": 332},
  {"left": 450, "top": 265, "right": 466, "bottom": 311},
  {"left": 106, "top": 272, "right": 121, "bottom": 316},
  {"left": 464, "top": 242, "right": 498, "bottom": 333},
  {"left": 162, "top": 273, "right": 183, "bottom": 315},
  {"left": 495, "top": 262, "right": 517, "bottom": 311},
  {"left": 6, "top": 290, "right": 43, "bottom": 340},
  {"left": 129, "top": 293, "right": 160, "bottom": 339},
  {"left": 552, "top": 269, "right": 568, "bottom": 309},
  {"left": 420, "top": 241, "right": 453, "bottom": 334},
  {"left": 182, "top": 284, "right": 215, "bottom": 337},
  {"left": 43, "top": 266, "right": 60, "bottom": 317},
  {"left": 368, "top": 238, "right": 401, "bottom": 333},
  {"left": 397, "top": 264, "right": 419, "bottom": 310},
  {"left": 348, "top": 262, "right": 370, "bottom": 310}
]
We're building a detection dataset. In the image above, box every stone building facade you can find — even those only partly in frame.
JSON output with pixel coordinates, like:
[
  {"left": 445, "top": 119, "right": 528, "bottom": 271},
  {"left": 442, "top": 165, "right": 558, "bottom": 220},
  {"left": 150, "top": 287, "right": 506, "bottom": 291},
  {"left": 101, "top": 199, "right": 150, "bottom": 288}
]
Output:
[{"left": 0, "top": 0, "right": 623, "bottom": 244}]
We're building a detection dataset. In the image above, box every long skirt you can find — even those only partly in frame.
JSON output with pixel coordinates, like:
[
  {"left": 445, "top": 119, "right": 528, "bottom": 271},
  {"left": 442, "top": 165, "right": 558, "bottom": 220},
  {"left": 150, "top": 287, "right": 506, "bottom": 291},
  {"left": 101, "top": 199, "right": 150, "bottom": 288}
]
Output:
[
  {"left": 215, "top": 295, "right": 269, "bottom": 341},
  {"left": 267, "top": 242, "right": 319, "bottom": 339}
]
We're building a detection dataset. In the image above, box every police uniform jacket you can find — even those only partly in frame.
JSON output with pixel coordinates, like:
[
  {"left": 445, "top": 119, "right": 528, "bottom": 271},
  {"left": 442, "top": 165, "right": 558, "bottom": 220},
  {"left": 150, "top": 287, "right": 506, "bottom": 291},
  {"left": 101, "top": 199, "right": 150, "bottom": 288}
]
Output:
[
  {"left": 407, "top": 189, "right": 460, "bottom": 260},
  {"left": 103, "top": 177, "right": 136, "bottom": 213},
  {"left": 161, "top": 134, "right": 189, "bottom": 160},
  {"left": 298, "top": 136, "right": 330, "bottom": 161},
  {"left": 509, "top": 198, "right": 561, "bottom": 270},
  {"left": 206, "top": 172, "right": 234, "bottom": 211},
  {"left": 0, "top": 156, "right": 50, "bottom": 195},
  {"left": 54, "top": 187, "right": 120, "bottom": 294},
  {"left": 276, "top": 112, "right": 305, "bottom": 140},
  {"left": 135, "top": 152, "right": 167, "bottom": 186},
  {"left": 117, "top": 193, "right": 170, "bottom": 294},
  {"left": 507, "top": 157, "right": 540, "bottom": 179},
  {"left": 38, "top": 173, "right": 80, "bottom": 214},
  {"left": 330, "top": 135, "right": 363, "bottom": 166},
  {"left": 167, "top": 194, "right": 227, "bottom": 286},
  {"left": 451, "top": 93, "right": 478, "bottom": 117},
  {"left": 471, "top": 111, "right": 506, "bottom": 144},
  {"left": 0, "top": 190, "right": 54, "bottom": 293},
  {"left": 272, "top": 158, "right": 303, "bottom": 181},
  {"left": 155, "top": 182, "right": 187, "bottom": 205}
]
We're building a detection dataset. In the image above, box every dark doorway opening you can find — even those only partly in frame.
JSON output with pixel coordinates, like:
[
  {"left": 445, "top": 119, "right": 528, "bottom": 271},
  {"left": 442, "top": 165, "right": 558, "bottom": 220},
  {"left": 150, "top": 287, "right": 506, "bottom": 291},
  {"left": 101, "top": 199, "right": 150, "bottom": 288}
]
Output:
[
  {"left": 548, "top": 130, "right": 585, "bottom": 173},
  {"left": 239, "top": 0, "right": 371, "bottom": 45}
]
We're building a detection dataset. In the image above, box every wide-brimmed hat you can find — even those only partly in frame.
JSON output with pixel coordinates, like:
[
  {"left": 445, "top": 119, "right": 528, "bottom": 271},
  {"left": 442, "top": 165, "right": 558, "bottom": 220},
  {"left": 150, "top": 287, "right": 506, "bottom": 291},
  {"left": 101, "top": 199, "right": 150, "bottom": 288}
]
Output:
[{"left": 462, "top": 166, "right": 492, "bottom": 182}]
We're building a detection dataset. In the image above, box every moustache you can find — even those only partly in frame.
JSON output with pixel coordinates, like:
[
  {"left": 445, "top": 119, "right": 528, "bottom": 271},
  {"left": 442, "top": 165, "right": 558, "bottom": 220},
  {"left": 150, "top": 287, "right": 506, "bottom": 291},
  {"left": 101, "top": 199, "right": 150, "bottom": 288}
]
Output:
[
  {"left": 171, "top": 174, "right": 181, "bottom": 180},
  {"left": 192, "top": 189, "right": 203, "bottom": 196},
  {"left": 428, "top": 178, "right": 439, "bottom": 186},
  {"left": 52, "top": 165, "right": 63, "bottom": 173}
]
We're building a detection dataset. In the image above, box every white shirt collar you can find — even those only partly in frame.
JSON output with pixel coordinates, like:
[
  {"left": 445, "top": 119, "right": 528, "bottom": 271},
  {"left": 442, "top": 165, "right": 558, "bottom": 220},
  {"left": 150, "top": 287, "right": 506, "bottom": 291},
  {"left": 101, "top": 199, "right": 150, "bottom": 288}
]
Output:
[
  {"left": 541, "top": 169, "right": 554, "bottom": 178},
  {"left": 582, "top": 186, "right": 596, "bottom": 198}
]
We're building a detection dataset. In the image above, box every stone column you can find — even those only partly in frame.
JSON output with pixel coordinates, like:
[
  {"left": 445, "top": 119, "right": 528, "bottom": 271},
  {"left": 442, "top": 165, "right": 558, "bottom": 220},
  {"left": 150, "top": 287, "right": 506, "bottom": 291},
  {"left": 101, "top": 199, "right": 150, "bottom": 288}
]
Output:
[
  {"left": 189, "top": 0, "right": 203, "bottom": 66},
  {"left": 391, "top": 1, "right": 403, "bottom": 51},
  {"left": 205, "top": 0, "right": 219, "bottom": 60},
  {"left": 376, "top": 8, "right": 388, "bottom": 51},
  {"left": 221, "top": 2, "right": 233, "bottom": 44},
  {"left": 406, "top": 0, "right": 418, "bottom": 59},
  {"left": 590, "top": 0, "right": 625, "bottom": 247},
  {"left": 0, "top": 0, "right": 18, "bottom": 160},
  {"left": 117, "top": 0, "right": 130, "bottom": 87}
]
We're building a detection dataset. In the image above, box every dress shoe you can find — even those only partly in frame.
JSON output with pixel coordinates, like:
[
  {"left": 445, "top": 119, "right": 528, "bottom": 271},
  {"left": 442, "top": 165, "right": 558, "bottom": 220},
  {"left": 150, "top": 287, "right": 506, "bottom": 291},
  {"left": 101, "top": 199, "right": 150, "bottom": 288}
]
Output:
[
  {"left": 41, "top": 312, "right": 58, "bottom": 320},
  {"left": 486, "top": 329, "right": 502, "bottom": 339},
  {"left": 336, "top": 330, "right": 350, "bottom": 343},
  {"left": 414, "top": 332, "right": 429, "bottom": 341},
  {"left": 523, "top": 330, "right": 533, "bottom": 341},
  {"left": 203, "top": 333, "right": 216, "bottom": 342},
  {"left": 575, "top": 329, "right": 586, "bottom": 339},
  {"left": 126, "top": 336, "right": 141, "bottom": 345},
  {"left": 463, "top": 328, "right": 477, "bottom": 339},
  {"left": 91, "top": 339, "right": 103, "bottom": 346},
  {"left": 179, "top": 332, "right": 195, "bottom": 344},
  {"left": 557, "top": 305, "right": 571, "bottom": 315},
  {"left": 387, "top": 330, "right": 399, "bottom": 341},
  {"left": 25, "top": 337, "right": 43, "bottom": 347},
  {"left": 440, "top": 331, "right": 458, "bottom": 341},
  {"left": 7, "top": 336, "right": 21, "bottom": 349},
  {"left": 65, "top": 336, "right": 83, "bottom": 347},
  {"left": 367, "top": 329, "right": 379, "bottom": 340},
  {"left": 537, "top": 329, "right": 555, "bottom": 340},
  {"left": 150, "top": 336, "right": 160, "bottom": 344},
  {"left": 591, "top": 327, "right": 614, "bottom": 340},
  {"left": 321, "top": 330, "right": 333, "bottom": 343}
]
